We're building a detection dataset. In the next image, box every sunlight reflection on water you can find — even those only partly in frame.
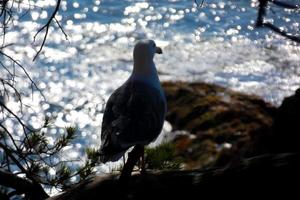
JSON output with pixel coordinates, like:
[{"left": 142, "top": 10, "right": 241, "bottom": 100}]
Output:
[{"left": 1, "top": 0, "right": 300, "bottom": 191}]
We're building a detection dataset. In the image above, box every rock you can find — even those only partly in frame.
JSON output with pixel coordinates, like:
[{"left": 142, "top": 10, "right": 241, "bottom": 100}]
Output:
[
  {"left": 272, "top": 88, "right": 300, "bottom": 153},
  {"left": 48, "top": 153, "right": 300, "bottom": 200},
  {"left": 162, "top": 81, "right": 277, "bottom": 169}
]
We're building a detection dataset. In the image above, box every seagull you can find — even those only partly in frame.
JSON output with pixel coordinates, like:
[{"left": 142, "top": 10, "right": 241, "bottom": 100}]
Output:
[{"left": 99, "top": 39, "right": 166, "bottom": 180}]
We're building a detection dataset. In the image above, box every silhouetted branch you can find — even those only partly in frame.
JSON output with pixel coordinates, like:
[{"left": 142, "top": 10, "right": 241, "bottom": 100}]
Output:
[
  {"left": 0, "top": 168, "right": 32, "bottom": 195},
  {"left": 194, "top": 0, "right": 205, "bottom": 8},
  {"left": 263, "top": 22, "right": 300, "bottom": 43},
  {"left": 0, "top": 123, "right": 20, "bottom": 152},
  {"left": 256, "top": 0, "right": 268, "bottom": 27},
  {"left": 256, "top": 0, "right": 300, "bottom": 43},
  {"left": 0, "top": 142, "right": 29, "bottom": 176},
  {"left": 0, "top": 0, "right": 12, "bottom": 47},
  {"left": 0, "top": 51, "right": 45, "bottom": 99},
  {"left": 1, "top": 0, "right": 67, "bottom": 60},
  {"left": 0, "top": 101, "right": 33, "bottom": 132},
  {"left": 0, "top": 168, "right": 49, "bottom": 200},
  {"left": 33, "top": 0, "right": 62, "bottom": 61},
  {"left": 272, "top": 0, "right": 299, "bottom": 9},
  {"left": 54, "top": 17, "right": 68, "bottom": 41}
]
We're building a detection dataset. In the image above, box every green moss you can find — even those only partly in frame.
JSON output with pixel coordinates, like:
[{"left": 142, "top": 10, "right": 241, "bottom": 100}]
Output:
[
  {"left": 162, "top": 81, "right": 276, "bottom": 170},
  {"left": 145, "top": 143, "right": 182, "bottom": 170}
]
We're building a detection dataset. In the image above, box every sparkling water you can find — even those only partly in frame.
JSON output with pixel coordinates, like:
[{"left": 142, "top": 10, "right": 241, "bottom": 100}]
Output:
[{"left": 1, "top": 0, "right": 300, "bottom": 193}]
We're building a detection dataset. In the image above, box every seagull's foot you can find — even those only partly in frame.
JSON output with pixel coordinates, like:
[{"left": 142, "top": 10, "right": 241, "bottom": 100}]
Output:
[
  {"left": 119, "top": 145, "right": 144, "bottom": 183},
  {"left": 140, "top": 168, "right": 147, "bottom": 176}
]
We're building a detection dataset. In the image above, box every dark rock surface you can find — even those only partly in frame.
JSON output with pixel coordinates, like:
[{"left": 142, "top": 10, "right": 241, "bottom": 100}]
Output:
[
  {"left": 272, "top": 88, "right": 300, "bottom": 153},
  {"left": 48, "top": 153, "right": 300, "bottom": 200},
  {"left": 162, "top": 81, "right": 277, "bottom": 169}
]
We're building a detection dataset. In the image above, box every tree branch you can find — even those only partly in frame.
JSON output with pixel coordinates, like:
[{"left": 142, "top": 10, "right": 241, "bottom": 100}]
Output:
[
  {"left": 256, "top": 0, "right": 300, "bottom": 43},
  {"left": 256, "top": 0, "right": 268, "bottom": 27},
  {"left": 262, "top": 22, "right": 300, "bottom": 43},
  {"left": 0, "top": 100, "right": 33, "bottom": 132},
  {"left": 0, "top": 123, "right": 21, "bottom": 152},
  {"left": 0, "top": 168, "right": 49, "bottom": 200},
  {"left": 0, "top": 142, "right": 29, "bottom": 176},
  {"left": 32, "top": 0, "right": 62, "bottom": 61},
  {"left": 0, "top": 168, "right": 33, "bottom": 194},
  {"left": 194, "top": 0, "right": 204, "bottom": 8},
  {"left": 0, "top": 50, "right": 45, "bottom": 100},
  {"left": 272, "top": 0, "right": 299, "bottom": 9}
]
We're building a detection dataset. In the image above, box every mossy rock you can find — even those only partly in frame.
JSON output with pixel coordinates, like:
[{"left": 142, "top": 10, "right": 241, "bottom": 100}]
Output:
[
  {"left": 145, "top": 143, "right": 182, "bottom": 170},
  {"left": 162, "top": 81, "right": 277, "bottom": 169}
]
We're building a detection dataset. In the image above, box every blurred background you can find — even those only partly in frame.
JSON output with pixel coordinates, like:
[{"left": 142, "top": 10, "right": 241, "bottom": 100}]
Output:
[{"left": 0, "top": 0, "right": 299, "bottom": 195}]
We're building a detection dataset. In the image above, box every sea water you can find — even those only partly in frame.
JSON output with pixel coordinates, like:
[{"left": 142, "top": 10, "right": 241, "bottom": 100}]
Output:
[{"left": 0, "top": 0, "right": 299, "bottom": 193}]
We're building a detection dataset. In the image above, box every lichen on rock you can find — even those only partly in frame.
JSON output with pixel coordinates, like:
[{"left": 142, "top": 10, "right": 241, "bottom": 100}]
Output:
[{"left": 161, "top": 81, "right": 277, "bottom": 169}]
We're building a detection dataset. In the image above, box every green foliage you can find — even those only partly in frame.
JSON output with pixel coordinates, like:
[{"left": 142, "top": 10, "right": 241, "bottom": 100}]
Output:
[
  {"left": 0, "top": 123, "right": 98, "bottom": 198},
  {"left": 28, "top": 161, "right": 43, "bottom": 175},
  {"left": 24, "top": 131, "right": 48, "bottom": 153},
  {"left": 55, "top": 164, "right": 72, "bottom": 188},
  {"left": 86, "top": 148, "right": 99, "bottom": 164},
  {"left": 78, "top": 160, "right": 95, "bottom": 180},
  {"left": 145, "top": 143, "right": 182, "bottom": 170},
  {"left": 55, "top": 126, "right": 76, "bottom": 148},
  {"left": 76, "top": 148, "right": 99, "bottom": 180}
]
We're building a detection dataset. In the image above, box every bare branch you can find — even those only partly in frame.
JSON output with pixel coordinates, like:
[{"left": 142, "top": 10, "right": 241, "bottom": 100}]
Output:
[
  {"left": 32, "top": 0, "right": 62, "bottom": 61},
  {"left": 263, "top": 22, "right": 300, "bottom": 43},
  {"left": 256, "top": 0, "right": 300, "bottom": 43},
  {"left": 54, "top": 17, "right": 68, "bottom": 41},
  {"left": 0, "top": 61, "right": 14, "bottom": 77},
  {"left": 0, "top": 51, "right": 45, "bottom": 100},
  {"left": 0, "top": 78, "right": 23, "bottom": 109},
  {"left": 194, "top": 0, "right": 205, "bottom": 8},
  {"left": 0, "top": 100, "right": 32, "bottom": 132},
  {"left": 0, "top": 123, "right": 20, "bottom": 152},
  {"left": 0, "top": 142, "right": 28, "bottom": 175},
  {"left": 272, "top": 0, "right": 299, "bottom": 9}
]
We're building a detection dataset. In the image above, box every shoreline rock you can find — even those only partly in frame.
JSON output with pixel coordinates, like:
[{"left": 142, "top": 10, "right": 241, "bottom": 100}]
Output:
[
  {"left": 162, "top": 81, "right": 277, "bottom": 169},
  {"left": 48, "top": 153, "right": 300, "bottom": 200},
  {"left": 272, "top": 88, "right": 300, "bottom": 153}
]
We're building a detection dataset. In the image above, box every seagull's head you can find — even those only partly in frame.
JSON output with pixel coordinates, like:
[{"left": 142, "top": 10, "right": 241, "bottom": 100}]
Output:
[
  {"left": 133, "top": 40, "right": 162, "bottom": 76},
  {"left": 133, "top": 40, "right": 162, "bottom": 65}
]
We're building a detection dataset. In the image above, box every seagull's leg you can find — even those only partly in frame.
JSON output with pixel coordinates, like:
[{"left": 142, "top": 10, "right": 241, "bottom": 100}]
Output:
[
  {"left": 136, "top": 146, "right": 145, "bottom": 173},
  {"left": 119, "top": 145, "right": 143, "bottom": 183},
  {"left": 140, "top": 146, "right": 146, "bottom": 175},
  {"left": 122, "top": 155, "right": 126, "bottom": 166}
]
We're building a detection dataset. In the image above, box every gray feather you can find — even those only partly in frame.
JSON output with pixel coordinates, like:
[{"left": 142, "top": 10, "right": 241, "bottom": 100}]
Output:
[{"left": 100, "top": 80, "right": 166, "bottom": 163}]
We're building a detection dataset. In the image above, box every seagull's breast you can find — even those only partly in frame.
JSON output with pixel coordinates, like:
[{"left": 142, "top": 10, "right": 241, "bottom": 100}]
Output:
[{"left": 129, "top": 73, "right": 165, "bottom": 101}]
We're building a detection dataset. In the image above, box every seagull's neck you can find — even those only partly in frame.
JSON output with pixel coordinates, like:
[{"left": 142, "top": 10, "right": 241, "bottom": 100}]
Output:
[{"left": 130, "top": 61, "right": 161, "bottom": 90}]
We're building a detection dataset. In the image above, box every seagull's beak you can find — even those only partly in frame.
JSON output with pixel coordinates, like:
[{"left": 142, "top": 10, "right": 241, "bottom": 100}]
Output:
[{"left": 155, "top": 46, "right": 163, "bottom": 54}]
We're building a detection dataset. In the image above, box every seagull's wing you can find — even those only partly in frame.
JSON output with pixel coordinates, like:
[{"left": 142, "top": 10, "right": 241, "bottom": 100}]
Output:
[{"left": 100, "top": 80, "right": 166, "bottom": 162}]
